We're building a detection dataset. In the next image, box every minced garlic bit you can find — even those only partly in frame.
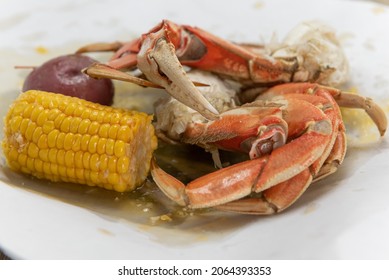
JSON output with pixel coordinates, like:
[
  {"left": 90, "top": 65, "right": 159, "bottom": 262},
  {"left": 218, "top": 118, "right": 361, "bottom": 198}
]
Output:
[
  {"left": 149, "top": 214, "right": 173, "bottom": 224},
  {"left": 160, "top": 214, "right": 172, "bottom": 221}
]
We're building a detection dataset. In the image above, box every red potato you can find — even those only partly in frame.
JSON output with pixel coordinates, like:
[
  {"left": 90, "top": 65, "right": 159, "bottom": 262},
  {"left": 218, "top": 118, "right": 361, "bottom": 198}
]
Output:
[{"left": 22, "top": 54, "right": 114, "bottom": 105}]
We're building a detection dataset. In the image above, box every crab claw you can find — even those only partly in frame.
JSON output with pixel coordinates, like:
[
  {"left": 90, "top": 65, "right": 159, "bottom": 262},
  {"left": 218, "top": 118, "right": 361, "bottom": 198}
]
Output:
[{"left": 137, "top": 35, "right": 219, "bottom": 120}]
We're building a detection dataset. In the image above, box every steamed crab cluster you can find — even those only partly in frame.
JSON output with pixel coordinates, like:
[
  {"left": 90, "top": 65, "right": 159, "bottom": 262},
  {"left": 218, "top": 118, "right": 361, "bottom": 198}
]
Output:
[{"left": 77, "top": 19, "right": 383, "bottom": 215}]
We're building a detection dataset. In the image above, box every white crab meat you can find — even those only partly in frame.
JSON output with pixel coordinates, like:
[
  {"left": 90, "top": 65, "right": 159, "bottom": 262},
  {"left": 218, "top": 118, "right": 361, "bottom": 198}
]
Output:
[
  {"left": 271, "top": 21, "right": 349, "bottom": 86},
  {"left": 154, "top": 70, "right": 238, "bottom": 142}
]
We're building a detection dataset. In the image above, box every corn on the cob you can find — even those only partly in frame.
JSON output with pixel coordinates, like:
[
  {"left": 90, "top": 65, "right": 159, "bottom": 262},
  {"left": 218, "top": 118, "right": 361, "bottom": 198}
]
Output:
[{"left": 2, "top": 90, "right": 158, "bottom": 192}]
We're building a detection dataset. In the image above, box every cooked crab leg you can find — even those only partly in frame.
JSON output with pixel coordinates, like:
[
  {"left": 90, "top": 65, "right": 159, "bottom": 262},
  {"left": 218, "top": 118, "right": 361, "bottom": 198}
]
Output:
[
  {"left": 216, "top": 83, "right": 387, "bottom": 213},
  {"left": 76, "top": 41, "right": 123, "bottom": 54},
  {"left": 267, "top": 92, "right": 344, "bottom": 177},
  {"left": 78, "top": 20, "right": 297, "bottom": 83},
  {"left": 260, "top": 83, "right": 387, "bottom": 136},
  {"left": 216, "top": 131, "right": 345, "bottom": 214},
  {"left": 336, "top": 92, "right": 387, "bottom": 136},
  {"left": 151, "top": 99, "right": 333, "bottom": 211},
  {"left": 80, "top": 20, "right": 348, "bottom": 120},
  {"left": 256, "top": 83, "right": 387, "bottom": 178},
  {"left": 83, "top": 63, "right": 209, "bottom": 89},
  {"left": 83, "top": 63, "right": 163, "bottom": 88},
  {"left": 182, "top": 105, "right": 288, "bottom": 159},
  {"left": 217, "top": 130, "right": 344, "bottom": 214},
  {"left": 216, "top": 169, "right": 312, "bottom": 214},
  {"left": 314, "top": 132, "right": 347, "bottom": 181}
]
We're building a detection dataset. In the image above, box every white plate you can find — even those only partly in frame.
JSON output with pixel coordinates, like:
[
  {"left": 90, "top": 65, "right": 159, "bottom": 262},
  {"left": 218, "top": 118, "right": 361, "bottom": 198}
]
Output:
[{"left": 1, "top": 0, "right": 389, "bottom": 259}]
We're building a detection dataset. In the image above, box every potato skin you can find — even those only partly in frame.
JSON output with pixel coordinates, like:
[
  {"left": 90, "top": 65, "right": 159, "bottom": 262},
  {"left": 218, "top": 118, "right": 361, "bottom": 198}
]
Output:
[{"left": 22, "top": 54, "right": 114, "bottom": 105}]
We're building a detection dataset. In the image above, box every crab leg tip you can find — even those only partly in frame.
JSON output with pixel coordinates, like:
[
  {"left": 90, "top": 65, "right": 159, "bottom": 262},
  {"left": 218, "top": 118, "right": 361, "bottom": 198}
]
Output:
[
  {"left": 75, "top": 41, "right": 123, "bottom": 54},
  {"left": 83, "top": 63, "right": 163, "bottom": 88}
]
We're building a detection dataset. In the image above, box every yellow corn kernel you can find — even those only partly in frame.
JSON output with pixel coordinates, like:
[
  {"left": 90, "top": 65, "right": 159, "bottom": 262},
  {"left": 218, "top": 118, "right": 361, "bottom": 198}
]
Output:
[
  {"left": 27, "top": 142, "right": 39, "bottom": 158},
  {"left": 99, "top": 154, "right": 109, "bottom": 171},
  {"left": 80, "top": 108, "right": 92, "bottom": 120},
  {"left": 108, "top": 173, "right": 119, "bottom": 186},
  {"left": 105, "top": 139, "right": 115, "bottom": 155},
  {"left": 88, "top": 135, "right": 99, "bottom": 154},
  {"left": 47, "top": 130, "right": 59, "bottom": 148},
  {"left": 11, "top": 101, "right": 27, "bottom": 115},
  {"left": 117, "top": 126, "right": 132, "bottom": 142},
  {"left": 108, "top": 157, "right": 117, "bottom": 173},
  {"left": 64, "top": 102, "right": 77, "bottom": 116},
  {"left": 66, "top": 167, "right": 76, "bottom": 180},
  {"left": 110, "top": 112, "right": 121, "bottom": 124},
  {"left": 90, "top": 171, "right": 100, "bottom": 184},
  {"left": 98, "top": 123, "right": 110, "bottom": 138},
  {"left": 25, "top": 122, "right": 37, "bottom": 141},
  {"left": 36, "top": 109, "right": 49, "bottom": 126},
  {"left": 57, "top": 149, "right": 66, "bottom": 166},
  {"left": 82, "top": 152, "right": 91, "bottom": 169},
  {"left": 78, "top": 119, "right": 91, "bottom": 135},
  {"left": 69, "top": 117, "right": 82, "bottom": 134},
  {"left": 38, "top": 149, "right": 49, "bottom": 162},
  {"left": 22, "top": 103, "right": 35, "bottom": 118},
  {"left": 32, "top": 126, "right": 43, "bottom": 143},
  {"left": 10, "top": 115, "right": 23, "bottom": 133},
  {"left": 54, "top": 113, "right": 65, "bottom": 128},
  {"left": 50, "top": 163, "right": 59, "bottom": 176},
  {"left": 48, "top": 149, "right": 57, "bottom": 163},
  {"left": 88, "top": 121, "right": 99, "bottom": 135},
  {"left": 65, "top": 150, "right": 74, "bottom": 167},
  {"left": 96, "top": 138, "right": 107, "bottom": 154},
  {"left": 42, "top": 161, "right": 51, "bottom": 175},
  {"left": 89, "top": 110, "right": 99, "bottom": 122},
  {"left": 56, "top": 132, "right": 66, "bottom": 149},
  {"left": 30, "top": 106, "right": 44, "bottom": 122},
  {"left": 72, "top": 134, "right": 82, "bottom": 152},
  {"left": 2, "top": 90, "right": 157, "bottom": 192},
  {"left": 47, "top": 108, "right": 61, "bottom": 121},
  {"left": 42, "top": 121, "right": 55, "bottom": 134},
  {"left": 8, "top": 149, "right": 19, "bottom": 162},
  {"left": 37, "top": 134, "right": 48, "bottom": 149},
  {"left": 20, "top": 118, "right": 30, "bottom": 134},
  {"left": 26, "top": 157, "right": 35, "bottom": 172},
  {"left": 75, "top": 168, "right": 84, "bottom": 181},
  {"left": 74, "top": 151, "right": 84, "bottom": 169},
  {"left": 120, "top": 115, "right": 133, "bottom": 126},
  {"left": 117, "top": 156, "right": 130, "bottom": 174},
  {"left": 90, "top": 153, "right": 100, "bottom": 172},
  {"left": 73, "top": 105, "right": 84, "bottom": 117},
  {"left": 35, "top": 159, "right": 43, "bottom": 173},
  {"left": 108, "top": 124, "right": 119, "bottom": 139},
  {"left": 95, "top": 110, "right": 106, "bottom": 123},
  {"left": 60, "top": 116, "right": 71, "bottom": 132},
  {"left": 63, "top": 133, "right": 74, "bottom": 150},
  {"left": 114, "top": 141, "right": 126, "bottom": 157},
  {"left": 58, "top": 165, "right": 67, "bottom": 178}
]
